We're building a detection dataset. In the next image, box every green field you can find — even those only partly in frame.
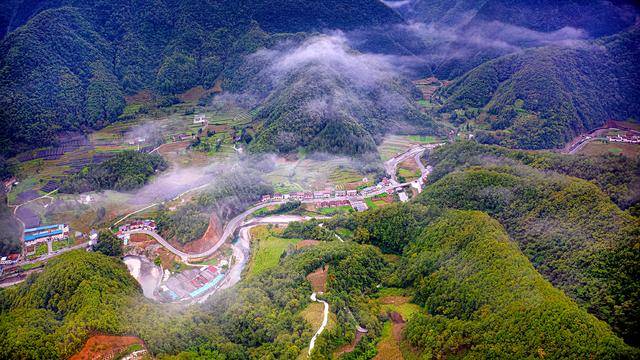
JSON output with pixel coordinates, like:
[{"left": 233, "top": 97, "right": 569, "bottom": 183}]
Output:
[
  {"left": 52, "top": 238, "right": 74, "bottom": 251},
  {"left": 316, "top": 205, "right": 353, "bottom": 216},
  {"left": 246, "top": 226, "right": 300, "bottom": 277}
]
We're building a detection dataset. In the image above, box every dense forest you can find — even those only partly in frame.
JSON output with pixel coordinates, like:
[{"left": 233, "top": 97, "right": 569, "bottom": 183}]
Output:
[
  {"left": 59, "top": 151, "right": 167, "bottom": 193},
  {"left": 156, "top": 168, "right": 272, "bottom": 244},
  {"left": 417, "top": 141, "right": 640, "bottom": 344},
  {"left": 439, "top": 27, "right": 640, "bottom": 149},
  {"left": 2, "top": 201, "right": 637, "bottom": 359},
  {"left": 426, "top": 141, "right": 640, "bottom": 210},
  {"left": 0, "top": 190, "right": 21, "bottom": 255},
  {"left": 0, "top": 0, "right": 401, "bottom": 156},
  {"left": 398, "top": 0, "right": 638, "bottom": 37}
]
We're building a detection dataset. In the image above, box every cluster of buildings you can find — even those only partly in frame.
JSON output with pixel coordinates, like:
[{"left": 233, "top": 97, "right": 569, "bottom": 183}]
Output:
[
  {"left": 316, "top": 199, "right": 350, "bottom": 208},
  {"left": 608, "top": 132, "right": 640, "bottom": 144},
  {"left": 23, "top": 224, "right": 69, "bottom": 250},
  {"left": 159, "top": 265, "right": 226, "bottom": 301},
  {"left": 116, "top": 220, "right": 157, "bottom": 244},
  {"left": 193, "top": 114, "right": 208, "bottom": 124}
]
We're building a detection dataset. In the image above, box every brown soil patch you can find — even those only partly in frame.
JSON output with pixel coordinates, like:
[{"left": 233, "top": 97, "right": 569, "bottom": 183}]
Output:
[
  {"left": 399, "top": 158, "right": 419, "bottom": 172},
  {"left": 373, "top": 312, "right": 406, "bottom": 360},
  {"left": 306, "top": 265, "right": 329, "bottom": 293},
  {"left": 208, "top": 124, "right": 230, "bottom": 133},
  {"left": 212, "top": 79, "right": 223, "bottom": 93},
  {"left": 70, "top": 335, "right": 144, "bottom": 360},
  {"left": 157, "top": 141, "right": 190, "bottom": 155},
  {"left": 177, "top": 86, "right": 217, "bottom": 103},
  {"left": 171, "top": 213, "right": 223, "bottom": 253},
  {"left": 129, "top": 233, "right": 154, "bottom": 243},
  {"left": 125, "top": 90, "right": 153, "bottom": 104},
  {"left": 296, "top": 240, "right": 321, "bottom": 249},
  {"left": 379, "top": 296, "right": 410, "bottom": 305},
  {"left": 334, "top": 329, "right": 366, "bottom": 357}
]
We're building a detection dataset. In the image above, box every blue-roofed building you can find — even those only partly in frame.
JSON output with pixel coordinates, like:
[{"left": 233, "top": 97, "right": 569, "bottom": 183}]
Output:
[{"left": 23, "top": 224, "right": 69, "bottom": 247}]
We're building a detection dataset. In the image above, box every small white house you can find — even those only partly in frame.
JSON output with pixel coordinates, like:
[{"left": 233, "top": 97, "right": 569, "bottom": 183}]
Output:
[{"left": 194, "top": 114, "right": 207, "bottom": 124}]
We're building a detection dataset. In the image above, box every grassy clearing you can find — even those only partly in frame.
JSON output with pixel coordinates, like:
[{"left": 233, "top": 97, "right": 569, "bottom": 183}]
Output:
[
  {"left": 407, "top": 135, "right": 439, "bottom": 144},
  {"left": 52, "top": 238, "right": 74, "bottom": 251},
  {"left": 21, "top": 262, "right": 43, "bottom": 271},
  {"left": 316, "top": 205, "right": 353, "bottom": 216},
  {"left": 247, "top": 226, "right": 300, "bottom": 277},
  {"left": 578, "top": 140, "right": 639, "bottom": 158},
  {"left": 375, "top": 321, "right": 403, "bottom": 360},
  {"left": 301, "top": 301, "right": 337, "bottom": 333}
]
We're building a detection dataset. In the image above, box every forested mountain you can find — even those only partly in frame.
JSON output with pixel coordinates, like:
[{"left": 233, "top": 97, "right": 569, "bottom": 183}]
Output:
[
  {"left": 0, "top": 0, "right": 401, "bottom": 156},
  {"left": 228, "top": 35, "right": 439, "bottom": 155},
  {"left": 2, "top": 208, "right": 637, "bottom": 359},
  {"left": 439, "top": 27, "right": 640, "bottom": 149},
  {"left": 395, "top": 0, "right": 638, "bottom": 36},
  {"left": 418, "top": 141, "right": 640, "bottom": 344}
]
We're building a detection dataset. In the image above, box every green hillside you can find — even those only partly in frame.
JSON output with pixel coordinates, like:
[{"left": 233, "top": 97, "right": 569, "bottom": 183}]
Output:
[
  {"left": 0, "top": 0, "right": 402, "bottom": 156},
  {"left": 418, "top": 142, "right": 640, "bottom": 344},
  {"left": 401, "top": 210, "right": 635, "bottom": 359},
  {"left": 439, "top": 28, "right": 640, "bottom": 149},
  {"left": 399, "top": 0, "right": 638, "bottom": 36}
]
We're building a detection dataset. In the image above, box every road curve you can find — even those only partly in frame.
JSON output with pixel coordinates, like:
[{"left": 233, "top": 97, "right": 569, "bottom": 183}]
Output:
[{"left": 125, "top": 144, "right": 438, "bottom": 262}]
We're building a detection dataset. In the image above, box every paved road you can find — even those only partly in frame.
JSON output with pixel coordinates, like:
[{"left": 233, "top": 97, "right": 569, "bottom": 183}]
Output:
[
  {"left": 126, "top": 144, "right": 439, "bottom": 262},
  {"left": 308, "top": 292, "right": 329, "bottom": 355}
]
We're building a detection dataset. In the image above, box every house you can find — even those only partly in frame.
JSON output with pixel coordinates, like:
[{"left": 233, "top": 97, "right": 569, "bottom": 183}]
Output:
[
  {"left": 261, "top": 194, "right": 271, "bottom": 202},
  {"left": 2, "top": 176, "right": 17, "bottom": 192},
  {"left": 304, "top": 192, "right": 314, "bottom": 200},
  {"left": 0, "top": 254, "right": 20, "bottom": 265},
  {"left": 194, "top": 114, "right": 208, "bottom": 124},
  {"left": 398, "top": 191, "right": 409, "bottom": 203},
  {"left": 313, "top": 191, "right": 324, "bottom": 199},
  {"left": 350, "top": 200, "right": 369, "bottom": 212},
  {"left": 118, "top": 220, "right": 156, "bottom": 233},
  {"left": 24, "top": 224, "right": 69, "bottom": 246},
  {"left": 291, "top": 192, "right": 305, "bottom": 200},
  {"left": 273, "top": 193, "right": 283, "bottom": 200},
  {"left": 411, "top": 180, "right": 423, "bottom": 193},
  {"left": 346, "top": 190, "right": 358, "bottom": 197},
  {"left": 283, "top": 193, "right": 291, "bottom": 200},
  {"left": 334, "top": 190, "right": 346, "bottom": 197}
]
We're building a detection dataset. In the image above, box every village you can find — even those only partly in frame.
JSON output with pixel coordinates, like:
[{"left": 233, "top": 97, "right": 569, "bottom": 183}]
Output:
[{"left": 0, "top": 141, "right": 435, "bottom": 302}]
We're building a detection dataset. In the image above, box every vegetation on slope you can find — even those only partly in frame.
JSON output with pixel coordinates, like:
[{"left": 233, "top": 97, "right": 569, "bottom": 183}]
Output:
[
  {"left": 0, "top": 0, "right": 401, "bottom": 156},
  {"left": 440, "top": 28, "right": 640, "bottom": 149},
  {"left": 0, "top": 251, "right": 140, "bottom": 359},
  {"left": 59, "top": 151, "right": 167, "bottom": 193},
  {"left": 418, "top": 142, "right": 640, "bottom": 345},
  {"left": 0, "top": 190, "right": 21, "bottom": 255},
  {"left": 400, "top": 210, "right": 635, "bottom": 359},
  {"left": 0, "top": 242, "right": 387, "bottom": 359},
  {"left": 427, "top": 141, "right": 640, "bottom": 210}
]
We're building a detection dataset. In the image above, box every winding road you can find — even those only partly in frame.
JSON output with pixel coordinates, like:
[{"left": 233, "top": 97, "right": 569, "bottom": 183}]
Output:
[
  {"left": 125, "top": 144, "right": 436, "bottom": 263},
  {"left": 309, "top": 292, "right": 329, "bottom": 355}
]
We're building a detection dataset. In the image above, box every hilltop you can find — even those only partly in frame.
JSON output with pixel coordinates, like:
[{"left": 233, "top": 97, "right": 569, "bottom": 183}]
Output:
[{"left": 438, "top": 27, "right": 640, "bottom": 149}]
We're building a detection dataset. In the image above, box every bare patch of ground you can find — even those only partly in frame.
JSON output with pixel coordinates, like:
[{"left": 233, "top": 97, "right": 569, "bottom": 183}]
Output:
[
  {"left": 306, "top": 265, "right": 329, "bottom": 293},
  {"left": 334, "top": 329, "right": 366, "bottom": 357},
  {"left": 173, "top": 212, "right": 222, "bottom": 253},
  {"left": 296, "top": 239, "right": 321, "bottom": 249},
  {"left": 374, "top": 312, "right": 406, "bottom": 360},
  {"left": 70, "top": 335, "right": 144, "bottom": 360}
]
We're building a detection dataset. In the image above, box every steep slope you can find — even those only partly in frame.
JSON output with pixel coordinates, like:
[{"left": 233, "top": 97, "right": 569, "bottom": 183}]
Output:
[
  {"left": 0, "top": 0, "right": 402, "bottom": 156},
  {"left": 230, "top": 35, "right": 439, "bottom": 155},
  {"left": 418, "top": 143, "right": 640, "bottom": 344},
  {"left": 397, "top": 0, "right": 638, "bottom": 37},
  {"left": 0, "top": 7, "right": 123, "bottom": 155},
  {"left": 440, "top": 27, "right": 640, "bottom": 149},
  {"left": 401, "top": 210, "right": 635, "bottom": 359}
]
